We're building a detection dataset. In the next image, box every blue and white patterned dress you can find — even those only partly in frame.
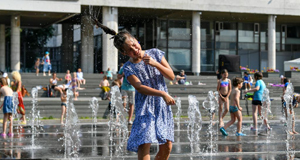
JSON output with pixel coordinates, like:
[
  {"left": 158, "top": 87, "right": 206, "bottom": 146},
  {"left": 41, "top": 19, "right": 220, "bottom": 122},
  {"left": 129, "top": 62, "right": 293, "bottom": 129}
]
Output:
[{"left": 123, "top": 48, "right": 174, "bottom": 152}]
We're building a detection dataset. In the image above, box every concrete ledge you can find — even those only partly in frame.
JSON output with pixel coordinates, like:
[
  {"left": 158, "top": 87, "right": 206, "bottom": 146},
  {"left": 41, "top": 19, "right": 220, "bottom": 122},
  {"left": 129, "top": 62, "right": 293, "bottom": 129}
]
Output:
[
  {"left": 0, "top": 0, "right": 81, "bottom": 13},
  {"left": 82, "top": 0, "right": 300, "bottom": 16}
]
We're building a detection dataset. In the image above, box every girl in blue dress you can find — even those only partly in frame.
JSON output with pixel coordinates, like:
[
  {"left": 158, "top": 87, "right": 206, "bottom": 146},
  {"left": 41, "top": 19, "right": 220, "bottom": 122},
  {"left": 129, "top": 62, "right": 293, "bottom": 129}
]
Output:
[{"left": 96, "top": 23, "right": 175, "bottom": 160}]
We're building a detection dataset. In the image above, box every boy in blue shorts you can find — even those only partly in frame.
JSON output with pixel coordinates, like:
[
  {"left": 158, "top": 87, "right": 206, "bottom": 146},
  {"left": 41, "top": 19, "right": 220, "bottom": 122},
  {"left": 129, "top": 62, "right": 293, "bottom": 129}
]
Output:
[{"left": 220, "top": 77, "right": 246, "bottom": 136}]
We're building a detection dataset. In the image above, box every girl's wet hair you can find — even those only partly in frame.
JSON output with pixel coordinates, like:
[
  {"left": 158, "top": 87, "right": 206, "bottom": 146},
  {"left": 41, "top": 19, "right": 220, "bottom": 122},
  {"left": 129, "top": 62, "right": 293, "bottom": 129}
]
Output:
[
  {"left": 221, "top": 69, "right": 228, "bottom": 74},
  {"left": 232, "top": 77, "right": 243, "bottom": 87},
  {"left": 92, "top": 19, "right": 133, "bottom": 53}
]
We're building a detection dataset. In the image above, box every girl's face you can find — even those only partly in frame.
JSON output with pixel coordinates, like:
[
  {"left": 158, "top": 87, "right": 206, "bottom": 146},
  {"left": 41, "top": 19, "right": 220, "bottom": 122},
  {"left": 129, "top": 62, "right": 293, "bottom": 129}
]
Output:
[
  {"left": 73, "top": 72, "right": 76, "bottom": 77},
  {"left": 222, "top": 72, "right": 228, "bottom": 79},
  {"left": 238, "top": 82, "right": 243, "bottom": 89},
  {"left": 67, "top": 70, "right": 70, "bottom": 74},
  {"left": 78, "top": 69, "right": 81, "bottom": 72},
  {"left": 123, "top": 36, "right": 142, "bottom": 59}
]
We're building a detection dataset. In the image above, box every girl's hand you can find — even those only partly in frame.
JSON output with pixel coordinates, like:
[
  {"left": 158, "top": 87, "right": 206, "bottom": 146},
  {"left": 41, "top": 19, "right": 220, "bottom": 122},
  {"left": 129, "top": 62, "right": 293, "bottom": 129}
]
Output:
[
  {"left": 239, "top": 107, "right": 243, "bottom": 111},
  {"left": 143, "top": 54, "right": 158, "bottom": 67},
  {"left": 162, "top": 92, "right": 175, "bottom": 105}
]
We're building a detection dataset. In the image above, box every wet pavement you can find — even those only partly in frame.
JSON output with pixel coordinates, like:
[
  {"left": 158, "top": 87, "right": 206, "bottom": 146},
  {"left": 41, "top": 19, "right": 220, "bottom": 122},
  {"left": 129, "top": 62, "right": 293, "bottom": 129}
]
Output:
[{"left": 0, "top": 121, "right": 299, "bottom": 159}]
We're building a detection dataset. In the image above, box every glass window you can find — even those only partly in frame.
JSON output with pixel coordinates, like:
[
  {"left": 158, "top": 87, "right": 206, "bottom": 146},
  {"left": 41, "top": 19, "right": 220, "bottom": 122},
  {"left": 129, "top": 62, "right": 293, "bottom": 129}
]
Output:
[
  {"left": 201, "top": 50, "right": 214, "bottom": 72},
  {"left": 168, "top": 20, "right": 191, "bottom": 71},
  {"left": 168, "top": 49, "right": 191, "bottom": 71}
]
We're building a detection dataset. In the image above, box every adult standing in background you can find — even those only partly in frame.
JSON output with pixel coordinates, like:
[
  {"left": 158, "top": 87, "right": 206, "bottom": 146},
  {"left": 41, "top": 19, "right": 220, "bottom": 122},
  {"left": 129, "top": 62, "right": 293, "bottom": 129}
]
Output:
[{"left": 42, "top": 51, "right": 52, "bottom": 76}]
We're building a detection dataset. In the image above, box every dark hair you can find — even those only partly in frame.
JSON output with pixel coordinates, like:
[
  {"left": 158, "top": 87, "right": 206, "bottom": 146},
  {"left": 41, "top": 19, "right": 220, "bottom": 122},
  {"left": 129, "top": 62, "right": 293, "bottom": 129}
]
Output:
[
  {"left": 232, "top": 77, "right": 243, "bottom": 87},
  {"left": 112, "top": 79, "right": 119, "bottom": 86},
  {"left": 52, "top": 72, "right": 57, "bottom": 75},
  {"left": 103, "top": 75, "right": 107, "bottom": 80},
  {"left": 91, "top": 17, "right": 133, "bottom": 53},
  {"left": 254, "top": 72, "right": 263, "bottom": 80},
  {"left": 0, "top": 78, "right": 7, "bottom": 86},
  {"left": 221, "top": 69, "right": 228, "bottom": 74},
  {"left": 283, "top": 78, "right": 289, "bottom": 84},
  {"left": 244, "top": 72, "right": 249, "bottom": 75}
]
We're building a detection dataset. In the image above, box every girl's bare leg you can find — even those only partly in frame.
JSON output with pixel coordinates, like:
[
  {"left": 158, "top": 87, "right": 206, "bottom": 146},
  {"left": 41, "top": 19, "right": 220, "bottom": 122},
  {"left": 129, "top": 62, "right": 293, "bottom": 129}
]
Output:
[
  {"left": 222, "top": 98, "right": 229, "bottom": 119},
  {"left": 22, "top": 115, "right": 26, "bottom": 124},
  {"left": 61, "top": 105, "right": 66, "bottom": 124},
  {"left": 8, "top": 114, "right": 13, "bottom": 134},
  {"left": 252, "top": 105, "right": 258, "bottom": 129},
  {"left": 3, "top": 114, "right": 8, "bottom": 133},
  {"left": 219, "top": 97, "right": 224, "bottom": 127},
  {"left": 138, "top": 143, "right": 151, "bottom": 160},
  {"left": 155, "top": 140, "right": 172, "bottom": 160},
  {"left": 128, "top": 103, "right": 134, "bottom": 122}
]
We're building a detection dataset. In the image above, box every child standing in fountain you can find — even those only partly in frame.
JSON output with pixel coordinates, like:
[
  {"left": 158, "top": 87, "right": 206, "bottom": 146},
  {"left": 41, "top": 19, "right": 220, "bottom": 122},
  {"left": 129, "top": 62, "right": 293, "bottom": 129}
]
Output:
[
  {"left": 97, "top": 24, "right": 175, "bottom": 159},
  {"left": 245, "top": 72, "right": 271, "bottom": 131},
  {"left": 217, "top": 69, "right": 231, "bottom": 127},
  {"left": 0, "top": 78, "right": 14, "bottom": 137},
  {"left": 220, "top": 77, "right": 246, "bottom": 136},
  {"left": 282, "top": 78, "right": 299, "bottom": 134},
  {"left": 60, "top": 88, "right": 67, "bottom": 125}
]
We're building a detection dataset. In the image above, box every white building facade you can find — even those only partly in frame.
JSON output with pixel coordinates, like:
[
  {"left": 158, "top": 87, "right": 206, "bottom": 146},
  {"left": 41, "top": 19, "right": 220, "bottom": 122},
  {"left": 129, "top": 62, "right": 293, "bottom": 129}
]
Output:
[{"left": 2, "top": 0, "right": 300, "bottom": 74}]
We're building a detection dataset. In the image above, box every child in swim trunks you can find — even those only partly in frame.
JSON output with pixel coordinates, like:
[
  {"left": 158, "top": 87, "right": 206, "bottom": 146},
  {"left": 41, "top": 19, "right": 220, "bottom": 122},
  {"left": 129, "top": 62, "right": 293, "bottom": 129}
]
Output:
[
  {"left": 0, "top": 78, "right": 14, "bottom": 137},
  {"left": 217, "top": 69, "right": 231, "bottom": 127},
  {"left": 220, "top": 77, "right": 246, "bottom": 136},
  {"left": 60, "top": 88, "right": 67, "bottom": 125}
]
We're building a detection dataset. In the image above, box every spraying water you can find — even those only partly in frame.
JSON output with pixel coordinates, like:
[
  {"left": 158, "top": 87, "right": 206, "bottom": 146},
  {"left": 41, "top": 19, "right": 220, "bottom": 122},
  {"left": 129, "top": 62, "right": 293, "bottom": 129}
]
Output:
[
  {"left": 175, "top": 97, "right": 182, "bottom": 131},
  {"left": 187, "top": 95, "right": 202, "bottom": 157},
  {"left": 260, "top": 88, "right": 272, "bottom": 132},
  {"left": 202, "top": 91, "right": 219, "bottom": 154},
  {"left": 59, "top": 89, "right": 81, "bottom": 158},
  {"left": 89, "top": 97, "right": 99, "bottom": 133},
  {"left": 12, "top": 92, "right": 20, "bottom": 136},
  {"left": 109, "top": 86, "right": 129, "bottom": 157},
  {"left": 283, "top": 83, "right": 296, "bottom": 159},
  {"left": 27, "top": 87, "right": 43, "bottom": 149}
]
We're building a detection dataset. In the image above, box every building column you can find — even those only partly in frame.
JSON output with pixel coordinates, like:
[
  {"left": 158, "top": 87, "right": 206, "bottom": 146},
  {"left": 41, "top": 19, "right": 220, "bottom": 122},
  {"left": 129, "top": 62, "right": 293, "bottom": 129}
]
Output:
[
  {"left": 192, "top": 12, "right": 201, "bottom": 75},
  {"left": 11, "top": 15, "right": 20, "bottom": 71},
  {"left": 268, "top": 15, "right": 276, "bottom": 69},
  {"left": 102, "top": 6, "right": 118, "bottom": 73},
  {"left": 81, "top": 8, "right": 94, "bottom": 73},
  {"left": 61, "top": 23, "right": 74, "bottom": 72},
  {"left": 0, "top": 24, "right": 5, "bottom": 71}
]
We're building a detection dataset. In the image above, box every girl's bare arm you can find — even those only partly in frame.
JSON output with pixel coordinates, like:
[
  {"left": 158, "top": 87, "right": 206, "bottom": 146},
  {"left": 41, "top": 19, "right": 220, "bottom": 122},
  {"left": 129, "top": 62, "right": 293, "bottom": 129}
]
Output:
[
  {"left": 127, "top": 75, "right": 175, "bottom": 105},
  {"left": 143, "top": 56, "right": 175, "bottom": 80},
  {"left": 246, "top": 86, "right": 260, "bottom": 92},
  {"left": 226, "top": 79, "right": 232, "bottom": 99},
  {"left": 217, "top": 80, "right": 224, "bottom": 98}
]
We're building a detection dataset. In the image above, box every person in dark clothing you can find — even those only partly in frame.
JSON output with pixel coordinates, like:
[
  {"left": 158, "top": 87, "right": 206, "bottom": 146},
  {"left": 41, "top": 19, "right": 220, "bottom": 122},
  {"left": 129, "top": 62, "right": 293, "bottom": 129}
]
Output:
[{"left": 175, "top": 70, "right": 187, "bottom": 85}]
